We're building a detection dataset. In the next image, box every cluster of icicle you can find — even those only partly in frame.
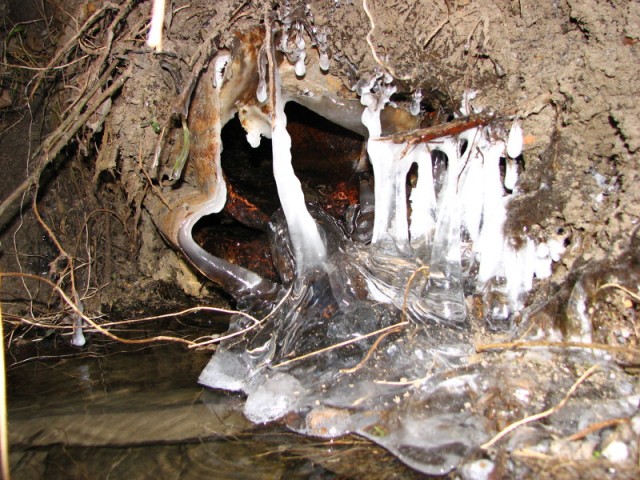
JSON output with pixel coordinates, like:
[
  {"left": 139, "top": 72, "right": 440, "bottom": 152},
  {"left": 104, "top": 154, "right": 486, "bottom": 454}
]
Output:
[
  {"left": 358, "top": 74, "right": 564, "bottom": 324},
  {"left": 192, "top": 15, "right": 640, "bottom": 479},
  {"left": 194, "top": 22, "right": 636, "bottom": 478},
  {"left": 269, "top": 64, "right": 563, "bottom": 326}
]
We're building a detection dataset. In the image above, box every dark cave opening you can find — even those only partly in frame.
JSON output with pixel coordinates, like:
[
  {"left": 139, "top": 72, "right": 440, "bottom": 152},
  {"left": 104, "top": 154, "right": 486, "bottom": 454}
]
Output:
[{"left": 192, "top": 102, "right": 365, "bottom": 284}]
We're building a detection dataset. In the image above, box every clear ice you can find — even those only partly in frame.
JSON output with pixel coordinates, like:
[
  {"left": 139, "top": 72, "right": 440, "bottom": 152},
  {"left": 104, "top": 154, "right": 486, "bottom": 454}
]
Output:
[{"left": 196, "top": 44, "right": 637, "bottom": 475}]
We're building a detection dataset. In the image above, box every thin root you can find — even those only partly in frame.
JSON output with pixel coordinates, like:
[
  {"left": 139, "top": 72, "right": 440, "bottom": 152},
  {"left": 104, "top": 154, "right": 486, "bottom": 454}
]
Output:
[
  {"left": 564, "top": 417, "right": 630, "bottom": 442},
  {"left": 597, "top": 283, "right": 640, "bottom": 303}
]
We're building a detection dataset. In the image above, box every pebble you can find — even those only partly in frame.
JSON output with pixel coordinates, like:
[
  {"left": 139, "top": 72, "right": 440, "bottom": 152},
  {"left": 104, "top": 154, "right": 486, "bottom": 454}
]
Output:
[
  {"left": 602, "top": 441, "right": 629, "bottom": 463},
  {"left": 459, "top": 459, "right": 494, "bottom": 480}
]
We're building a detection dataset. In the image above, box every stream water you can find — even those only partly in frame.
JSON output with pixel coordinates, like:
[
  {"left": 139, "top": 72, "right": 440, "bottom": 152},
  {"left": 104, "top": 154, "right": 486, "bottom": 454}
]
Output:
[{"left": 7, "top": 321, "right": 422, "bottom": 480}]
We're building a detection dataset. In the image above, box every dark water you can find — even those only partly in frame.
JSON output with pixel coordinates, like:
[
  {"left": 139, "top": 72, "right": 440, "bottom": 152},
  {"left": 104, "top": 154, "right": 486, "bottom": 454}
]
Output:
[{"left": 7, "top": 329, "right": 420, "bottom": 480}]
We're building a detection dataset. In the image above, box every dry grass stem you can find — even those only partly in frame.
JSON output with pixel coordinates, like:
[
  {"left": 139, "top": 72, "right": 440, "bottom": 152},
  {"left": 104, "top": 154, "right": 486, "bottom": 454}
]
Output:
[{"left": 339, "top": 328, "right": 397, "bottom": 374}]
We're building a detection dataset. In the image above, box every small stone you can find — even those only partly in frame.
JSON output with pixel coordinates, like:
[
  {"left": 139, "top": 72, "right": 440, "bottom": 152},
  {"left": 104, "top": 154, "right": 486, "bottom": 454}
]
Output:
[
  {"left": 459, "top": 459, "right": 494, "bottom": 480},
  {"left": 602, "top": 441, "right": 629, "bottom": 463}
]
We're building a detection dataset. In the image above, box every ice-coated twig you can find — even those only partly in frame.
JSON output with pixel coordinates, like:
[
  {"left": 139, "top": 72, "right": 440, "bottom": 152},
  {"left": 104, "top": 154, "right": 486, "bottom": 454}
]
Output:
[{"left": 271, "top": 321, "right": 409, "bottom": 369}]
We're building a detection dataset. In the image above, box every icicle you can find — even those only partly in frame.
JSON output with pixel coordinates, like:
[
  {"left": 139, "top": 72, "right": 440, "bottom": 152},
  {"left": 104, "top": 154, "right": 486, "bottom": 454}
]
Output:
[
  {"left": 475, "top": 137, "right": 508, "bottom": 286},
  {"left": 458, "top": 128, "right": 485, "bottom": 244},
  {"left": 419, "top": 138, "right": 467, "bottom": 324},
  {"left": 391, "top": 148, "right": 419, "bottom": 244},
  {"left": 548, "top": 238, "right": 566, "bottom": 262},
  {"left": 360, "top": 77, "right": 410, "bottom": 245},
  {"left": 256, "top": 49, "right": 268, "bottom": 103},
  {"left": 319, "top": 52, "right": 330, "bottom": 71},
  {"left": 315, "top": 27, "right": 330, "bottom": 71},
  {"left": 71, "top": 316, "right": 86, "bottom": 347},
  {"left": 294, "top": 35, "right": 306, "bottom": 77},
  {"left": 410, "top": 89, "right": 422, "bottom": 116},
  {"left": 295, "top": 50, "right": 306, "bottom": 77},
  {"left": 505, "top": 122, "right": 523, "bottom": 192},
  {"left": 482, "top": 278, "right": 510, "bottom": 329},
  {"left": 257, "top": 79, "right": 267, "bottom": 103},
  {"left": 409, "top": 144, "right": 437, "bottom": 246},
  {"left": 504, "top": 158, "right": 518, "bottom": 191},
  {"left": 460, "top": 90, "right": 477, "bottom": 116},
  {"left": 507, "top": 121, "right": 523, "bottom": 158},
  {"left": 69, "top": 299, "right": 87, "bottom": 347},
  {"left": 503, "top": 238, "right": 536, "bottom": 310},
  {"left": 565, "top": 280, "right": 594, "bottom": 343},
  {"left": 271, "top": 60, "right": 326, "bottom": 271},
  {"left": 240, "top": 105, "right": 271, "bottom": 148},
  {"left": 534, "top": 242, "right": 553, "bottom": 279}
]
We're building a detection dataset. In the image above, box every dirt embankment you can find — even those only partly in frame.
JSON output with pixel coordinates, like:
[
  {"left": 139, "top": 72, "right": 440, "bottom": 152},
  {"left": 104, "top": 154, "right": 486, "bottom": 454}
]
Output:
[{"left": 1, "top": 0, "right": 638, "bottom": 303}]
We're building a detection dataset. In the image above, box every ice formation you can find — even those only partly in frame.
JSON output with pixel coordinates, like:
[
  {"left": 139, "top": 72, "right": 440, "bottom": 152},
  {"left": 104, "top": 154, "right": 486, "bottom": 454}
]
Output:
[
  {"left": 270, "top": 63, "right": 326, "bottom": 271},
  {"left": 183, "top": 23, "right": 638, "bottom": 477},
  {"left": 71, "top": 316, "right": 86, "bottom": 347},
  {"left": 354, "top": 78, "right": 555, "bottom": 323},
  {"left": 196, "top": 52, "right": 577, "bottom": 472}
]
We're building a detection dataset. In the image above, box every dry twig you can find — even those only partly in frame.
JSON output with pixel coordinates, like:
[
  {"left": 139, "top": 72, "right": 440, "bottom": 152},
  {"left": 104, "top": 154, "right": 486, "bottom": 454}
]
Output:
[
  {"left": 422, "top": 2, "right": 450, "bottom": 49},
  {"left": 339, "top": 328, "right": 397, "bottom": 374},
  {"left": 362, "top": 0, "right": 410, "bottom": 80}
]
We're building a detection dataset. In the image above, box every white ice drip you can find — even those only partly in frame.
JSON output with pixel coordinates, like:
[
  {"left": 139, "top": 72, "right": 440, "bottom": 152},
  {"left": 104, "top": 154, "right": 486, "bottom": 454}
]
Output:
[
  {"left": 270, "top": 63, "right": 326, "bottom": 272},
  {"left": 357, "top": 82, "right": 555, "bottom": 317},
  {"left": 408, "top": 144, "right": 437, "bottom": 245}
]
